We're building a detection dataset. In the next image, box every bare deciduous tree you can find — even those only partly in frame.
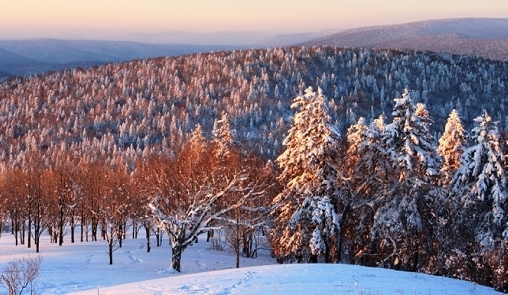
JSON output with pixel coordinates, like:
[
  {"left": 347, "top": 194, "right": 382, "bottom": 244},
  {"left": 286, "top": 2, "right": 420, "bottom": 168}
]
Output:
[{"left": 0, "top": 255, "right": 42, "bottom": 295}]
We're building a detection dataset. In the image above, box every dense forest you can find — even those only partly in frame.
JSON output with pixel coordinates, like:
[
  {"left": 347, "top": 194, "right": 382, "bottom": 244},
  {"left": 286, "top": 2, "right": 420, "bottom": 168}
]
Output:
[
  {"left": 0, "top": 46, "right": 507, "bottom": 291},
  {"left": 0, "top": 46, "right": 507, "bottom": 163}
]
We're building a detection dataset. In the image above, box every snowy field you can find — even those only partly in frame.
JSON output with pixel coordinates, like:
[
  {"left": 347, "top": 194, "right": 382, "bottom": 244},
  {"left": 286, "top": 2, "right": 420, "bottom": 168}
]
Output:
[{"left": 0, "top": 232, "right": 501, "bottom": 295}]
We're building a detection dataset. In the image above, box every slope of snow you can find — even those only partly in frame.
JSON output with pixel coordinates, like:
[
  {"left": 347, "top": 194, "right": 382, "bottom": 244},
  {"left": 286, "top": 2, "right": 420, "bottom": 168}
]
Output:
[{"left": 0, "top": 232, "right": 501, "bottom": 295}]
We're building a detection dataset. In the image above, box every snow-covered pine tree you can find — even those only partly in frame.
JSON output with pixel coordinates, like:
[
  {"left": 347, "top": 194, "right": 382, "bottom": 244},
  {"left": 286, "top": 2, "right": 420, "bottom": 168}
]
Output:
[
  {"left": 451, "top": 110, "right": 508, "bottom": 247},
  {"left": 346, "top": 115, "right": 390, "bottom": 187},
  {"left": 271, "top": 86, "right": 342, "bottom": 263},
  {"left": 438, "top": 109, "right": 466, "bottom": 187},
  {"left": 383, "top": 90, "right": 440, "bottom": 183},
  {"left": 370, "top": 89, "right": 441, "bottom": 271},
  {"left": 343, "top": 115, "right": 393, "bottom": 264},
  {"left": 212, "top": 113, "right": 234, "bottom": 163}
]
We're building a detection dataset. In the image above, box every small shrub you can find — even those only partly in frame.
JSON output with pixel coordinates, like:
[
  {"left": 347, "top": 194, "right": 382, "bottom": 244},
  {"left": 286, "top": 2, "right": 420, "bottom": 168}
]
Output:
[{"left": 0, "top": 255, "right": 42, "bottom": 295}]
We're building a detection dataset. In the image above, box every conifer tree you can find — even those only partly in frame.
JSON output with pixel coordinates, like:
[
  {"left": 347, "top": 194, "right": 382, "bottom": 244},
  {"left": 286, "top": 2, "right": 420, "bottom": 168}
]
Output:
[
  {"left": 344, "top": 116, "right": 393, "bottom": 263},
  {"left": 438, "top": 109, "right": 466, "bottom": 186},
  {"left": 451, "top": 110, "right": 508, "bottom": 247},
  {"left": 370, "top": 89, "right": 441, "bottom": 270},
  {"left": 271, "top": 87, "right": 342, "bottom": 263},
  {"left": 212, "top": 113, "right": 234, "bottom": 163},
  {"left": 383, "top": 90, "right": 440, "bottom": 183}
]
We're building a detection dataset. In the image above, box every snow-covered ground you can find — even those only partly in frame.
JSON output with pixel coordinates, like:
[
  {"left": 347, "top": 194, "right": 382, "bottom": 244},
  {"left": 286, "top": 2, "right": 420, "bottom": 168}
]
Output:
[{"left": 0, "top": 232, "right": 501, "bottom": 295}]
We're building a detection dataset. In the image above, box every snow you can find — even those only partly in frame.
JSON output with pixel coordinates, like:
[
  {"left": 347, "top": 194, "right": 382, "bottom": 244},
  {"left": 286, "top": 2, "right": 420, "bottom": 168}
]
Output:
[{"left": 0, "top": 232, "right": 501, "bottom": 295}]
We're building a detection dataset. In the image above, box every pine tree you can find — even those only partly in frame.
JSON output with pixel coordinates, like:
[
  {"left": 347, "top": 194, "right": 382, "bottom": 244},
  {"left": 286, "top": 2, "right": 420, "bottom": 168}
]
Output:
[
  {"left": 370, "top": 89, "right": 441, "bottom": 270},
  {"left": 212, "top": 113, "right": 234, "bottom": 163},
  {"left": 383, "top": 90, "right": 440, "bottom": 183},
  {"left": 451, "top": 110, "right": 508, "bottom": 247},
  {"left": 346, "top": 115, "right": 390, "bottom": 186},
  {"left": 343, "top": 116, "right": 393, "bottom": 264},
  {"left": 271, "top": 87, "right": 342, "bottom": 263},
  {"left": 438, "top": 109, "right": 466, "bottom": 186}
]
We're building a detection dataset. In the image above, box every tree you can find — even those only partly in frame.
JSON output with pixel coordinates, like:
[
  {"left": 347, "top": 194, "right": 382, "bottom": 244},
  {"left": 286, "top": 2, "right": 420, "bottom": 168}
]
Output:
[
  {"left": 271, "top": 87, "right": 342, "bottom": 263},
  {"left": 370, "top": 89, "right": 441, "bottom": 270},
  {"left": 438, "top": 109, "right": 466, "bottom": 186},
  {"left": 212, "top": 113, "right": 234, "bottom": 163},
  {"left": 101, "top": 162, "right": 131, "bottom": 265},
  {"left": 0, "top": 256, "right": 42, "bottom": 295},
  {"left": 220, "top": 157, "right": 278, "bottom": 268},
  {"left": 451, "top": 110, "right": 508, "bottom": 247},
  {"left": 24, "top": 158, "right": 48, "bottom": 254},
  {"left": 343, "top": 116, "right": 392, "bottom": 265},
  {"left": 145, "top": 132, "right": 272, "bottom": 272}
]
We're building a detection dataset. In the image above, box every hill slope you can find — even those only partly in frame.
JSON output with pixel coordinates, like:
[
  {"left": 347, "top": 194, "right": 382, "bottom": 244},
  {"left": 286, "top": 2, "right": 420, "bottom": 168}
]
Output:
[
  {"left": 75, "top": 264, "right": 501, "bottom": 295},
  {"left": 303, "top": 18, "right": 508, "bottom": 61},
  {"left": 0, "top": 232, "right": 500, "bottom": 294},
  {"left": 0, "top": 46, "right": 507, "bottom": 165}
]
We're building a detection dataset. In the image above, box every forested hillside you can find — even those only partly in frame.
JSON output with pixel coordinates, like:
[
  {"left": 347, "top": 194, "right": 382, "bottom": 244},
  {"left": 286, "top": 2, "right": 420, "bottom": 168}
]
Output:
[
  {"left": 0, "top": 46, "right": 507, "bottom": 164},
  {"left": 0, "top": 46, "right": 507, "bottom": 291}
]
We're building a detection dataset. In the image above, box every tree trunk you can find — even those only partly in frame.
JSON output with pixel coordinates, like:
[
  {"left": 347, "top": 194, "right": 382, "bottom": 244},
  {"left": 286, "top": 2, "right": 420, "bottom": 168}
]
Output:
[
  {"left": 59, "top": 227, "right": 64, "bottom": 246},
  {"left": 337, "top": 203, "right": 352, "bottom": 263},
  {"left": 35, "top": 232, "right": 40, "bottom": 253},
  {"left": 58, "top": 203, "right": 65, "bottom": 246},
  {"left": 145, "top": 224, "right": 151, "bottom": 253},
  {"left": 132, "top": 220, "right": 138, "bottom": 239},
  {"left": 118, "top": 223, "right": 123, "bottom": 248},
  {"left": 207, "top": 229, "right": 214, "bottom": 242},
  {"left": 236, "top": 222, "right": 240, "bottom": 268},
  {"left": 13, "top": 217, "right": 18, "bottom": 246},
  {"left": 309, "top": 254, "right": 318, "bottom": 263},
  {"left": 156, "top": 228, "right": 162, "bottom": 247},
  {"left": 91, "top": 217, "right": 98, "bottom": 242},
  {"left": 22, "top": 219, "right": 26, "bottom": 246},
  {"left": 171, "top": 244, "right": 183, "bottom": 272},
  {"left": 70, "top": 214, "right": 75, "bottom": 243},
  {"left": 109, "top": 240, "right": 114, "bottom": 265}
]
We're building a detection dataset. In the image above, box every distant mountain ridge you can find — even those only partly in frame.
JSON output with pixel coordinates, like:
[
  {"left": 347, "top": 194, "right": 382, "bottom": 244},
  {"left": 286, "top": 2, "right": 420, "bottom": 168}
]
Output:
[
  {"left": 0, "top": 39, "right": 239, "bottom": 77},
  {"left": 0, "top": 31, "right": 331, "bottom": 78},
  {"left": 2, "top": 19, "right": 508, "bottom": 78},
  {"left": 302, "top": 18, "right": 508, "bottom": 61}
]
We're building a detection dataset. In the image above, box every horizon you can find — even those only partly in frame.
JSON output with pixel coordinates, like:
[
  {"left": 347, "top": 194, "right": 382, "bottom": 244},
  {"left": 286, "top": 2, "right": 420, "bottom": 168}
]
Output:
[{"left": 1, "top": 1, "right": 508, "bottom": 43}]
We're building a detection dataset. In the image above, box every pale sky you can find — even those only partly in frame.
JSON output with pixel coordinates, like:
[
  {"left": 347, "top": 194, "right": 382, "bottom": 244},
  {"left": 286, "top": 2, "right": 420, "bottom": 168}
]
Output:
[{"left": 1, "top": 0, "right": 507, "bottom": 41}]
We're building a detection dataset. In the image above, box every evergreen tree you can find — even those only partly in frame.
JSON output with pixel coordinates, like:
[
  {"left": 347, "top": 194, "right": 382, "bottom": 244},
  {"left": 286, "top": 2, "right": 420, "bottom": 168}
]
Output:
[
  {"left": 451, "top": 110, "right": 508, "bottom": 247},
  {"left": 383, "top": 90, "right": 440, "bottom": 183},
  {"left": 271, "top": 87, "right": 342, "bottom": 263},
  {"left": 370, "top": 89, "right": 441, "bottom": 270},
  {"left": 438, "top": 109, "right": 466, "bottom": 186},
  {"left": 343, "top": 116, "right": 393, "bottom": 264},
  {"left": 212, "top": 113, "right": 234, "bottom": 163}
]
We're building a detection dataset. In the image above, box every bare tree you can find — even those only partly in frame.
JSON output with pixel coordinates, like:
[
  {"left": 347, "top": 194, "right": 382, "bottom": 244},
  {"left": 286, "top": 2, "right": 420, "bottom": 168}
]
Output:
[{"left": 0, "top": 255, "right": 42, "bottom": 295}]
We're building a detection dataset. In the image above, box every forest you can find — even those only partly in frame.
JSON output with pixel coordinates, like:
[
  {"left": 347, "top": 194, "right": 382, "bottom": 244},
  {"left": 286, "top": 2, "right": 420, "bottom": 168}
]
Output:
[{"left": 0, "top": 46, "right": 507, "bottom": 291}]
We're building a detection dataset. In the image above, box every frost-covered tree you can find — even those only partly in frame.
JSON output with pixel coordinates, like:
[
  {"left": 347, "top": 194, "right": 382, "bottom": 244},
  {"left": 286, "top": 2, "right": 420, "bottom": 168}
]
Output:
[
  {"left": 451, "top": 110, "right": 508, "bottom": 247},
  {"left": 370, "top": 89, "right": 441, "bottom": 270},
  {"left": 271, "top": 87, "right": 342, "bottom": 263},
  {"left": 212, "top": 113, "right": 234, "bottom": 163},
  {"left": 383, "top": 90, "right": 440, "bottom": 183},
  {"left": 438, "top": 109, "right": 466, "bottom": 186},
  {"left": 145, "top": 131, "right": 273, "bottom": 272},
  {"left": 343, "top": 116, "right": 393, "bottom": 263},
  {"left": 346, "top": 115, "right": 390, "bottom": 187}
]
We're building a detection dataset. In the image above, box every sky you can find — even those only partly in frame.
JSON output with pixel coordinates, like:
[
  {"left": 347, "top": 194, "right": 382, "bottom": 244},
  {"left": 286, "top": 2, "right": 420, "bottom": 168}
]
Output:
[{"left": 1, "top": 0, "right": 508, "bottom": 41}]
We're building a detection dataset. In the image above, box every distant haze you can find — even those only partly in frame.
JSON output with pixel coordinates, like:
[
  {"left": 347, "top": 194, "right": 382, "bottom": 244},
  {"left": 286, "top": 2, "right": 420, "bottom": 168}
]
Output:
[{"left": 1, "top": 0, "right": 508, "bottom": 44}]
